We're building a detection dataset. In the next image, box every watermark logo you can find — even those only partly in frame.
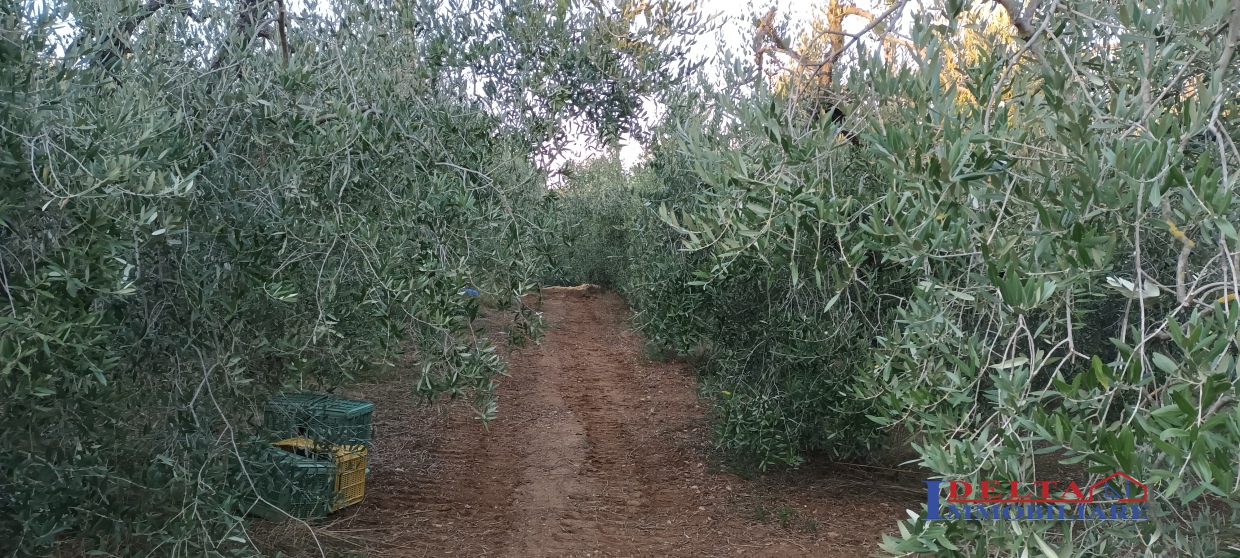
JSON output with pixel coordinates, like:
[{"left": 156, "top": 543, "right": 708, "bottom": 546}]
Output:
[{"left": 924, "top": 472, "right": 1148, "bottom": 521}]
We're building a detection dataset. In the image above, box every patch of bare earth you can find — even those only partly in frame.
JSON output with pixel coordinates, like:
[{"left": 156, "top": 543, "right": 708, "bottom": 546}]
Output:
[{"left": 256, "top": 288, "right": 922, "bottom": 557}]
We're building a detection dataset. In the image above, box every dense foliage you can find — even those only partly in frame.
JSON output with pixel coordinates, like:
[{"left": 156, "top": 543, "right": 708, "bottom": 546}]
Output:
[
  {"left": 0, "top": 0, "right": 698, "bottom": 555},
  {"left": 556, "top": 0, "right": 1240, "bottom": 555},
  {"left": 557, "top": 132, "right": 908, "bottom": 468}
]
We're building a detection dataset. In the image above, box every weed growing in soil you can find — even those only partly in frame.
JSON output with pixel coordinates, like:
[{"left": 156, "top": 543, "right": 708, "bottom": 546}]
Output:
[{"left": 776, "top": 506, "right": 797, "bottom": 528}]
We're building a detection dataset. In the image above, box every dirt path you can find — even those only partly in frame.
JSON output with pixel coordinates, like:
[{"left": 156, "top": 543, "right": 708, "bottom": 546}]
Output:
[{"left": 261, "top": 288, "right": 920, "bottom": 557}]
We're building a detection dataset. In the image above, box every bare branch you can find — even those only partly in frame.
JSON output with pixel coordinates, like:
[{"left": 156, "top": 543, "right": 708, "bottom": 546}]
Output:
[
  {"left": 1203, "top": 396, "right": 1236, "bottom": 424},
  {"left": 1169, "top": 221, "right": 1196, "bottom": 305},
  {"left": 276, "top": 0, "right": 290, "bottom": 64},
  {"left": 994, "top": 0, "right": 1036, "bottom": 40},
  {"left": 826, "top": 0, "right": 911, "bottom": 64},
  {"left": 753, "top": 0, "right": 912, "bottom": 91},
  {"left": 753, "top": 8, "right": 810, "bottom": 67},
  {"left": 1217, "top": 0, "right": 1240, "bottom": 82}
]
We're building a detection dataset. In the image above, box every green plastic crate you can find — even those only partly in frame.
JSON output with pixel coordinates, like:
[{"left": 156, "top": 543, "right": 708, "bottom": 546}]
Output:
[
  {"left": 263, "top": 393, "right": 375, "bottom": 447},
  {"left": 247, "top": 446, "right": 337, "bottom": 521}
]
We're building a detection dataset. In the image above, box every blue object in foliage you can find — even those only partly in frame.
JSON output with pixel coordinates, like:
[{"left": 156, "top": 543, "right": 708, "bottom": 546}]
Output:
[{"left": 459, "top": 287, "right": 480, "bottom": 297}]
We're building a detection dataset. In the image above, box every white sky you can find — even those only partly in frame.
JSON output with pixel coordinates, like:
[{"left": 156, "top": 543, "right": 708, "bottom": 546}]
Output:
[{"left": 611, "top": 0, "right": 816, "bottom": 168}]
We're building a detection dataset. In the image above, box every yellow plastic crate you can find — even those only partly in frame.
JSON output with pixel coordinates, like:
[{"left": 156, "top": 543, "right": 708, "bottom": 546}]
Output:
[
  {"left": 334, "top": 446, "right": 366, "bottom": 509},
  {"left": 273, "top": 437, "right": 368, "bottom": 511}
]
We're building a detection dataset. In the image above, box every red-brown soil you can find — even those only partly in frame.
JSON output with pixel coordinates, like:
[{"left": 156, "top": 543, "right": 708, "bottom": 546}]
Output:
[{"left": 256, "top": 288, "right": 922, "bottom": 557}]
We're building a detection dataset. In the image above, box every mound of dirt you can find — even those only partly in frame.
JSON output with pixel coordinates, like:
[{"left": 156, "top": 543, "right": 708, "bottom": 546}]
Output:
[{"left": 543, "top": 284, "right": 602, "bottom": 297}]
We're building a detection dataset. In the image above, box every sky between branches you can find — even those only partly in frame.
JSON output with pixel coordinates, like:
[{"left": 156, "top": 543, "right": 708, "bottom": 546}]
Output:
[{"left": 597, "top": 0, "right": 930, "bottom": 170}]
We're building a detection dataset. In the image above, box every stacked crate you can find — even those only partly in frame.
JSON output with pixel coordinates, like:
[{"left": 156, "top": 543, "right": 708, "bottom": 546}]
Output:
[
  {"left": 263, "top": 393, "right": 375, "bottom": 447},
  {"left": 271, "top": 437, "right": 369, "bottom": 510},
  {"left": 248, "top": 446, "right": 337, "bottom": 521},
  {"left": 251, "top": 393, "right": 374, "bottom": 520}
]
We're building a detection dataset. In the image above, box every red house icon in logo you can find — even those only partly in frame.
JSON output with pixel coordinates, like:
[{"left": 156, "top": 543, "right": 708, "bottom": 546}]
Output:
[{"left": 1087, "top": 472, "right": 1148, "bottom": 503}]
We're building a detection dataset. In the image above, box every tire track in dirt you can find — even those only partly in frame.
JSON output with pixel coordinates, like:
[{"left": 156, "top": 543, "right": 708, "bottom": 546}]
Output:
[
  {"left": 267, "top": 288, "right": 920, "bottom": 557},
  {"left": 505, "top": 289, "right": 705, "bottom": 556}
]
